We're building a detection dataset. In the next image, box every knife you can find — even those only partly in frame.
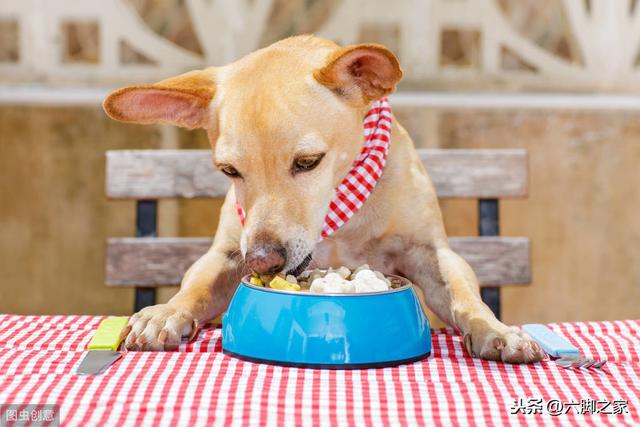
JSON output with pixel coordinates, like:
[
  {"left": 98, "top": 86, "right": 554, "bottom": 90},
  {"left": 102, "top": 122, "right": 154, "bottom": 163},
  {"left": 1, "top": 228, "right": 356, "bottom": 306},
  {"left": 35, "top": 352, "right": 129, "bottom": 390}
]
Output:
[{"left": 77, "top": 317, "right": 129, "bottom": 375}]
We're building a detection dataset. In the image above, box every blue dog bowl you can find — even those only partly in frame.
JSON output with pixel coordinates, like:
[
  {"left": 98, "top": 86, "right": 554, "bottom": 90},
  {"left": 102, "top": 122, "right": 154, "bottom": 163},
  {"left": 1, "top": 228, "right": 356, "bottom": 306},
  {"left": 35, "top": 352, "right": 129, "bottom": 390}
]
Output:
[{"left": 222, "top": 274, "right": 431, "bottom": 369}]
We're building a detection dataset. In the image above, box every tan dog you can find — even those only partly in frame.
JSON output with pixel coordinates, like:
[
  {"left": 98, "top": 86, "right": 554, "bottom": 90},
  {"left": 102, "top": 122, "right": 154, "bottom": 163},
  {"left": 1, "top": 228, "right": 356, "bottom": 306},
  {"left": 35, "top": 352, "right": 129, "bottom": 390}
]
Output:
[{"left": 104, "top": 35, "right": 544, "bottom": 363}]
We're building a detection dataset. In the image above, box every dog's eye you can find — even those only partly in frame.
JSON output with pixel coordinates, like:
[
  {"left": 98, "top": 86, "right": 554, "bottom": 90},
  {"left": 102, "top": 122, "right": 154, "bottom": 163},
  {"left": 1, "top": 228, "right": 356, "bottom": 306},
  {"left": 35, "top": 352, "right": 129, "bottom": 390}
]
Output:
[
  {"left": 219, "top": 165, "right": 241, "bottom": 178},
  {"left": 293, "top": 154, "right": 324, "bottom": 174}
]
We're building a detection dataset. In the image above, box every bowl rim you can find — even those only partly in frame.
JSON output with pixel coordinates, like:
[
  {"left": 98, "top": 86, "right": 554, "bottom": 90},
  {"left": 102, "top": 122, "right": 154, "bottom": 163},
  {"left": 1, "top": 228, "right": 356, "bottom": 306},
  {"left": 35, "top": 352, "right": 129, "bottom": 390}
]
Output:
[{"left": 240, "top": 272, "right": 415, "bottom": 297}]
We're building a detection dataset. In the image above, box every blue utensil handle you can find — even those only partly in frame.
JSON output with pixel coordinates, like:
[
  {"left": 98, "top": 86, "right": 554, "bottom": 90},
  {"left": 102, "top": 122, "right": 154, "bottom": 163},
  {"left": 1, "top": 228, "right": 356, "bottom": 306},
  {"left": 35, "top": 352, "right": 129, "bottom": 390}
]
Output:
[{"left": 522, "top": 324, "right": 580, "bottom": 358}]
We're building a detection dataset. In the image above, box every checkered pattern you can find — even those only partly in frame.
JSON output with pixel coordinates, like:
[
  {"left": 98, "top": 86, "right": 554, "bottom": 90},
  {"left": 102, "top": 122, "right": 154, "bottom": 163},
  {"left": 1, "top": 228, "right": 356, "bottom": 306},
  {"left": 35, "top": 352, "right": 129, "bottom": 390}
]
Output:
[
  {"left": 235, "top": 98, "right": 392, "bottom": 240},
  {"left": 1, "top": 315, "right": 638, "bottom": 426}
]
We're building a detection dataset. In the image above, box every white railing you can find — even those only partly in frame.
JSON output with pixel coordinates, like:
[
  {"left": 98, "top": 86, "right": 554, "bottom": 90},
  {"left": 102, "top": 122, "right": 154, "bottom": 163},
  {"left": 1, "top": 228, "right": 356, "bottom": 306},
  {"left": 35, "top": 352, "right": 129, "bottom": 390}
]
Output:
[{"left": 1, "top": 0, "right": 640, "bottom": 90}]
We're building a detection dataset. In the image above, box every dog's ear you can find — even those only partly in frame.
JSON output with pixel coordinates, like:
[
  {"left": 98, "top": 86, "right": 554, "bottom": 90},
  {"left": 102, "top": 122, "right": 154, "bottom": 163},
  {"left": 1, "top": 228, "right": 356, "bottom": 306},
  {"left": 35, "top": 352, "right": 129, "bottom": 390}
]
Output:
[
  {"left": 314, "top": 44, "right": 402, "bottom": 105},
  {"left": 103, "top": 68, "right": 216, "bottom": 129}
]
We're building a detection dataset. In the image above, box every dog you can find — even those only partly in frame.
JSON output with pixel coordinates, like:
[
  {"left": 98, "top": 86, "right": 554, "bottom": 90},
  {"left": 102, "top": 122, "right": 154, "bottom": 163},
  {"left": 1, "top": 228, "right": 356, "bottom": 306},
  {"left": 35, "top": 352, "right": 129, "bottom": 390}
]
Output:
[{"left": 103, "top": 35, "right": 544, "bottom": 363}]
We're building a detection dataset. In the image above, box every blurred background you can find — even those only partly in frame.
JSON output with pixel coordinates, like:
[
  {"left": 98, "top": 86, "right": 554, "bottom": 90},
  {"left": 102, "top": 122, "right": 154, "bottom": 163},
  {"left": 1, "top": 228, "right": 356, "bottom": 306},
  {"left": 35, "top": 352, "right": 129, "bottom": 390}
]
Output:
[{"left": 1, "top": 0, "right": 639, "bottom": 325}]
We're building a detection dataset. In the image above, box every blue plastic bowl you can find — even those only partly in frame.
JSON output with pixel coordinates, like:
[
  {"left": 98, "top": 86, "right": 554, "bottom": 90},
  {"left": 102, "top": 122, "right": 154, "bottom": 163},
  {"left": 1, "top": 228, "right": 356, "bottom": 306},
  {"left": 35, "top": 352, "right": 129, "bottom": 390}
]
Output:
[{"left": 222, "top": 274, "right": 431, "bottom": 369}]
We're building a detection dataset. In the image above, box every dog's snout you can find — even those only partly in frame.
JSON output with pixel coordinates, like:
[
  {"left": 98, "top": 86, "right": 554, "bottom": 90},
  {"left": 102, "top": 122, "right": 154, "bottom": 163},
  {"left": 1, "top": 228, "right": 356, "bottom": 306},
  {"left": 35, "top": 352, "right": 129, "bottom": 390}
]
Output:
[{"left": 245, "top": 242, "right": 287, "bottom": 275}]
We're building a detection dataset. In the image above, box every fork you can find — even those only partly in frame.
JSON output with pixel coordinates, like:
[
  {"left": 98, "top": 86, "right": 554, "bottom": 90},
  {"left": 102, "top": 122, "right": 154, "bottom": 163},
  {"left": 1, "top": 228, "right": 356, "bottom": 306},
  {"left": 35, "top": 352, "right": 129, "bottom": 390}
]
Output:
[{"left": 522, "top": 324, "right": 607, "bottom": 369}]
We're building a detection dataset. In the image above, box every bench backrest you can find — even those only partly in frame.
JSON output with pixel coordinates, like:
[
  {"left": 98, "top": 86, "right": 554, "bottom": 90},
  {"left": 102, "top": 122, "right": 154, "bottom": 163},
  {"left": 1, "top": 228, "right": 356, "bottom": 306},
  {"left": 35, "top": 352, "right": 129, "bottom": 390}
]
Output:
[
  {"left": 105, "top": 148, "right": 530, "bottom": 317},
  {"left": 106, "top": 149, "right": 527, "bottom": 199}
]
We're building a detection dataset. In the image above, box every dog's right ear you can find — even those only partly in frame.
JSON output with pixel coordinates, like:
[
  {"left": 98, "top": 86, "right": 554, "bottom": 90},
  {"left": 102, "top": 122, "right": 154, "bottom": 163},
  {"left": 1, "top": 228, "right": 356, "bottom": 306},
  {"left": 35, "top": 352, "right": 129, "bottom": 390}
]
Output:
[
  {"left": 103, "top": 68, "right": 216, "bottom": 129},
  {"left": 314, "top": 43, "right": 403, "bottom": 106}
]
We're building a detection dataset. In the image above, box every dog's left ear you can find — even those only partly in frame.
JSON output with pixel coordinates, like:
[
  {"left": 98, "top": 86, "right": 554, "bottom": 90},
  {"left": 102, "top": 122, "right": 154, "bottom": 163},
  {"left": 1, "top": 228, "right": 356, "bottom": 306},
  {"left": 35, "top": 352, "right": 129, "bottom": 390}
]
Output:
[
  {"left": 103, "top": 68, "right": 216, "bottom": 129},
  {"left": 314, "top": 43, "right": 403, "bottom": 105}
]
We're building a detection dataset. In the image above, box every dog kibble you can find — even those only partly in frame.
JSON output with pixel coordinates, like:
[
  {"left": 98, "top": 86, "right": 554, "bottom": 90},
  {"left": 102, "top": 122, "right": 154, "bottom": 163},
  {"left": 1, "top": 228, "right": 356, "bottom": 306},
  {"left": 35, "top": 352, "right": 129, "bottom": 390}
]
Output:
[
  {"left": 310, "top": 272, "right": 355, "bottom": 293},
  {"left": 335, "top": 266, "right": 351, "bottom": 279},
  {"left": 269, "top": 276, "right": 301, "bottom": 291},
  {"left": 254, "top": 264, "right": 401, "bottom": 294},
  {"left": 250, "top": 273, "right": 264, "bottom": 286},
  {"left": 351, "top": 264, "right": 370, "bottom": 278},
  {"left": 308, "top": 270, "right": 324, "bottom": 285},
  {"left": 352, "top": 269, "right": 389, "bottom": 293}
]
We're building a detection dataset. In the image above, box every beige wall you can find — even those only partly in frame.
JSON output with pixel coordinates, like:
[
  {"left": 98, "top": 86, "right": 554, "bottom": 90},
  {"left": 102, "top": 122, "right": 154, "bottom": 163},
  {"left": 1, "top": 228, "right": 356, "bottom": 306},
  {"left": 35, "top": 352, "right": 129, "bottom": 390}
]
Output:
[
  {"left": 1, "top": 104, "right": 638, "bottom": 324},
  {"left": 415, "top": 108, "right": 640, "bottom": 324},
  {"left": 1, "top": 107, "right": 142, "bottom": 315}
]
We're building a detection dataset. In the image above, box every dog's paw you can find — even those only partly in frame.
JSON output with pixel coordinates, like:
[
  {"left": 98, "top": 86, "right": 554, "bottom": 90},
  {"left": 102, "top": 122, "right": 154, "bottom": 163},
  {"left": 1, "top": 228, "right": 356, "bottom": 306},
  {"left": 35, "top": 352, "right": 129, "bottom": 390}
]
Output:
[
  {"left": 463, "top": 327, "right": 545, "bottom": 364},
  {"left": 121, "top": 304, "right": 196, "bottom": 351}
]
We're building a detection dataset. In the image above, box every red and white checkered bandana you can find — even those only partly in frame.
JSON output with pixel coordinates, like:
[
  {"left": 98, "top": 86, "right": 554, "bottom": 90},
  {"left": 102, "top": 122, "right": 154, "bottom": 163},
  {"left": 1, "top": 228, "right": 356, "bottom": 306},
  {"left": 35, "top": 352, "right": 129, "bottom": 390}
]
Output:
[{"left": 235, "top": 98, "right": 392, "bottom": 241}]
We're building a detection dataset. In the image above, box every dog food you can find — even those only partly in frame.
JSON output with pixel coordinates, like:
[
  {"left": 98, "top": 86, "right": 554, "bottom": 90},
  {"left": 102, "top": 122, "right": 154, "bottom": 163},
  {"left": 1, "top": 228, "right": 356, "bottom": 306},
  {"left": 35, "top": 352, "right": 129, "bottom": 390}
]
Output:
[
  {"left": 251, "top": 265, "right": 404, "bottom": 294},
  {"left": 269, "top": 275, "right": 301, "bottom": 291}
]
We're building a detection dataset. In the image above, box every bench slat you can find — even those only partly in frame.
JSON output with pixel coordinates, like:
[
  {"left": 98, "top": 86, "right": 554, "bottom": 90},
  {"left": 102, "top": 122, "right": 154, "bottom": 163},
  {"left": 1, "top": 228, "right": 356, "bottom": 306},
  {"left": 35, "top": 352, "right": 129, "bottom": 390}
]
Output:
[
  {"left": 106, "top": 236, "right": 530, "bottom": 287},
  {"left": 107, "top": 149, "right": 527, "bottom": 199}
]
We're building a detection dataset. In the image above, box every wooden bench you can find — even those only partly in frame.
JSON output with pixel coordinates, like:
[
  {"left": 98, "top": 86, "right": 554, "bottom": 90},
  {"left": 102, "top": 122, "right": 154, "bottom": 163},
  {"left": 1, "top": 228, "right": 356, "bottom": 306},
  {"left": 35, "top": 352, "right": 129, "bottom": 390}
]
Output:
[{"left": 105, "top": 148, "right": 530, "bottom": 320}]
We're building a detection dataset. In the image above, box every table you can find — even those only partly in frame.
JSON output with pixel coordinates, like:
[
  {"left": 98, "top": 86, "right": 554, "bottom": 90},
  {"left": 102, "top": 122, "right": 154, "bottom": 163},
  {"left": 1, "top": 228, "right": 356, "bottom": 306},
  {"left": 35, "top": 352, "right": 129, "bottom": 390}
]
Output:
[{"left": 0, "top": 315, "right": 638, "bottom": 426}]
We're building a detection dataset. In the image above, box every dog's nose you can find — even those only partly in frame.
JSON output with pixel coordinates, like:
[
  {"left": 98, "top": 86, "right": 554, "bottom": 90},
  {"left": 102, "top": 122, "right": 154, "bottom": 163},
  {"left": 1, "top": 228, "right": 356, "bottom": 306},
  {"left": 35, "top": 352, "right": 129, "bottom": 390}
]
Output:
[{"left": 245, "top": 242, "right": 287, "bottom": 275}]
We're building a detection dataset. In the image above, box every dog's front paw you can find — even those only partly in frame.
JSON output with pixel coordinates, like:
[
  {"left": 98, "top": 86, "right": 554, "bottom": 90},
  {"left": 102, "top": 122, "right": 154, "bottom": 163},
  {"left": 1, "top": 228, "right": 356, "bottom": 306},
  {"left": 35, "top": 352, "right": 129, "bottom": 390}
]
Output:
[
  {"left": 463, "top": 326, "right": 545, "bottom": 364},
  {"left": 121, "top": 303, "right": 196, "bottom": 351}
]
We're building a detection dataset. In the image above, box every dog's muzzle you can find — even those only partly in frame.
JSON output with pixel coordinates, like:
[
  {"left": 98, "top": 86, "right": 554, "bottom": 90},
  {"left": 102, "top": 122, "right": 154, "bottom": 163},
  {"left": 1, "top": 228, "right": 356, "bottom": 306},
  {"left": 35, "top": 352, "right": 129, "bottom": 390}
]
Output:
[{"left": 287, "top": 253, "right": 313, "bottom": 277}]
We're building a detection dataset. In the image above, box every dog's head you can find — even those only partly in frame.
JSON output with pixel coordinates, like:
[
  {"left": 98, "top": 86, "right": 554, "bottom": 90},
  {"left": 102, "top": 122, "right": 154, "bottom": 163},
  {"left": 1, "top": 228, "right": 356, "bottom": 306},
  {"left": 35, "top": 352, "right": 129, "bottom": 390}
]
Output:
[{"left": 103, "top": 35, "right": 402, "bottom": 275}]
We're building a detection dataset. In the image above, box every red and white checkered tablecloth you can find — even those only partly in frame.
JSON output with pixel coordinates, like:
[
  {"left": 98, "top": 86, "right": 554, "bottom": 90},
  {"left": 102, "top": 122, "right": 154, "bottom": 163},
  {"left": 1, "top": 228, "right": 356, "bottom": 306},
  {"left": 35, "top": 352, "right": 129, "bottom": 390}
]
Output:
[{"left": 0, "top": 315, "right": 638, "bottom": 426}]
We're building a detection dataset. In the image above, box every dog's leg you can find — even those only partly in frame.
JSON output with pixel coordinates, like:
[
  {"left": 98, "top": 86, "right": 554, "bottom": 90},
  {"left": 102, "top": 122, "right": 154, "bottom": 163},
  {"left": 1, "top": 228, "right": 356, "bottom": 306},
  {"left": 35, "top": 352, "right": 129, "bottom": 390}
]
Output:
[
  {"left": 123, "top": 195, "right": 243, "bottom": 351},
  {"left": 399, "top": 243, "right": 544, "bottom": 363}
]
